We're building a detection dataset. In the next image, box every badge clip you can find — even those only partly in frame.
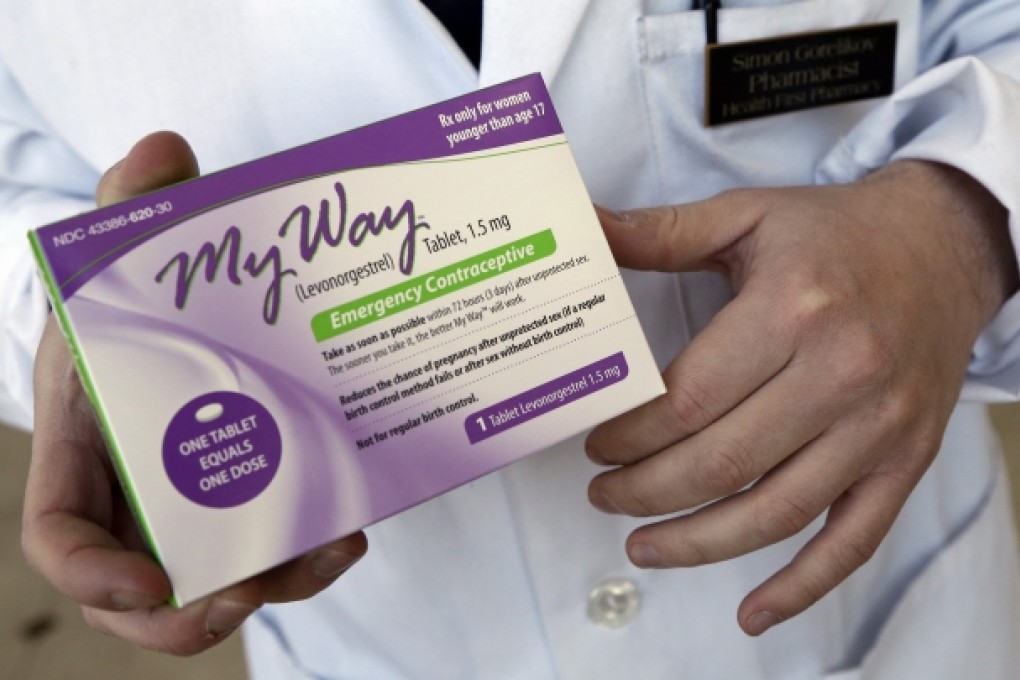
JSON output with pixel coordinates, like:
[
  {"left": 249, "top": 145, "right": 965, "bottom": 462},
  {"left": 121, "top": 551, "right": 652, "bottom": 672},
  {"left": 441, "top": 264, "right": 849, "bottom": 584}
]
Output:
[{"left": 692, "top": 0, "right": 720, "bottom": 45}]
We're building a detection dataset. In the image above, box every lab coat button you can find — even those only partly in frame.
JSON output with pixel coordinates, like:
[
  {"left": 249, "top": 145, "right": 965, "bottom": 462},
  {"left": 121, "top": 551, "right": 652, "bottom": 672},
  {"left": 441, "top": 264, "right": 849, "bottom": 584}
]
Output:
[{"left": 587, "top": 578, "right": 641, "bottom": 629}]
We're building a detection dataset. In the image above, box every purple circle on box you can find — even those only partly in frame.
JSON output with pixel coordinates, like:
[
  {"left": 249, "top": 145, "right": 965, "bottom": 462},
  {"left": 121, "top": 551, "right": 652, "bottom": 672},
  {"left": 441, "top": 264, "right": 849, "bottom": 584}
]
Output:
[{"left": 163, "top": 391, "right": 282, "bottom": 508}]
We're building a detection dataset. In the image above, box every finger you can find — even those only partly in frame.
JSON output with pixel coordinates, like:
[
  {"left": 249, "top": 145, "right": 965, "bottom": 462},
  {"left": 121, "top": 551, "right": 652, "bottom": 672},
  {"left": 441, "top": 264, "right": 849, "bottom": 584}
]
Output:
[
  {"left": 586, "top": 193, "right": 773, "bottom": 465},
  {"left": 30, "top": 321, "right": 107, "bottom": 455},
  {"left": 82, "top": 534, "right": 369, "bottom": 654},
  {"left": 83, "top": 580, "right": 265, "bottom": 656},
  {"left": 736, "top": 468, "right": 917, "bottom": 636},
  {"left": 96, "top": 131, "right": 199, "bottom": 207},
  {"left": 587, "top": 290, "right": 794, "bottom": 466},
  {"left": 621, "top": 421, "right": 885, "bottom": 569},
  {"left": 259, "top": 533, "right": 368, "bottom": 603},
  {"left": 22, "top": 505, "right": 170, "bottom": 610},
  {"left": 596, "top": 192, "right": 767, "bottom": 273},
  {"left": 589, "top": 357, "right": 842, "bottom": 516}
]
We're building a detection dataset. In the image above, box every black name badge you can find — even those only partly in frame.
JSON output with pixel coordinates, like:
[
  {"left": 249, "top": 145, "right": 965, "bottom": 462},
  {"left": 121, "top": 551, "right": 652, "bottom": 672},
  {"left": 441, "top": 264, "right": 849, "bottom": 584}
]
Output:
[{"left": 705, "top": 22, "right": 897, "bottom": 126}]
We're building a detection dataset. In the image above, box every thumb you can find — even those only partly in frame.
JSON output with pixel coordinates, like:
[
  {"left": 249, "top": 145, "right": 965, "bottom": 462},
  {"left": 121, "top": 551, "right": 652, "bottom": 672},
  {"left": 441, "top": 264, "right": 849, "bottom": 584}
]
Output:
[
  {"left": 596, "top": 191, "right": 766, "bottom": 273},
  {"left": 96, "top": 131, "right": 199, "bottom": 208}
]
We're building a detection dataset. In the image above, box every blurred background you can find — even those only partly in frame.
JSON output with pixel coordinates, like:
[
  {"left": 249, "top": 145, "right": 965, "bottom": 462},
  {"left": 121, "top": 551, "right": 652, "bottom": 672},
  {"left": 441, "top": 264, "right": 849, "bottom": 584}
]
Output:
[{"left": 3, "top": 407, "right": 1020, "bottom": 680}]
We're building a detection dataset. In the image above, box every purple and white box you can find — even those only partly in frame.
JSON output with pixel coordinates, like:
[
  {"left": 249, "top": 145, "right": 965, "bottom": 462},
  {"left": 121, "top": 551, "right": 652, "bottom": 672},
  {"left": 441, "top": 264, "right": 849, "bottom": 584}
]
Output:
[{"left": 30, "top": 74, "right": 665, "bottom": 605}]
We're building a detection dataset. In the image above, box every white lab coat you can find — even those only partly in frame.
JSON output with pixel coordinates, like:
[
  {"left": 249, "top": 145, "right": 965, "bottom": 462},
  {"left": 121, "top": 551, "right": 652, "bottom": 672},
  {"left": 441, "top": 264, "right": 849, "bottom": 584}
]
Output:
[{"left": 2, "top": 1, "right": 1020, "bottom": 678}]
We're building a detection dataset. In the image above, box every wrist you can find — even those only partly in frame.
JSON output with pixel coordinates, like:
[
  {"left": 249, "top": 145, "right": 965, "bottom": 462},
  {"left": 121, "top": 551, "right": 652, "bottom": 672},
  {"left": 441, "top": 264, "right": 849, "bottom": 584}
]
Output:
[{"left": 865, "top": 159, "right": 1018, "bottom": 327}]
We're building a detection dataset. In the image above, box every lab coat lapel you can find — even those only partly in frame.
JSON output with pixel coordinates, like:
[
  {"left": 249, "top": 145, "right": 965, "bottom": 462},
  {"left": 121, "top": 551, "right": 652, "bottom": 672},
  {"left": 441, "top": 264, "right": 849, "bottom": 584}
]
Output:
[{"left": 479, "top": 0, "right": 592, "bottom": 87}]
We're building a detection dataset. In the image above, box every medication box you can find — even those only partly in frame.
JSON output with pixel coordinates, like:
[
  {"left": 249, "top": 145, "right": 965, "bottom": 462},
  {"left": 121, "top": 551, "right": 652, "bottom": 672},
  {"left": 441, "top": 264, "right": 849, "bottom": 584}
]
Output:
[{"left": 29, "top": 74, "right": 665, "bottom": 605}]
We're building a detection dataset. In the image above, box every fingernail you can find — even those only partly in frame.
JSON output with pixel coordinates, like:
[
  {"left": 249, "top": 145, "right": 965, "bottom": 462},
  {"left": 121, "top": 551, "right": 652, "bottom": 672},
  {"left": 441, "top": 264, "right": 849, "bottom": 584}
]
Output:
[
  {"left": 110, "top": 590, "right": 163, "bottom": 611},
  {"left": 312, "top": 548, "right": 360, "bottom": 579},
  {"left": 591, "top": 489, "right": 623, "bottom": 515},
  {"left": 630, "top": 542, "right": 664, "bottom": 567},
  {"left": 595, "top": 205, "right": 627, "bottom": 222},
  {"left": 745, "top": 610, "right": 783, "bottom": 636},
  {"left": 205, "top": 599, "right": 256, "bottom": 638}
]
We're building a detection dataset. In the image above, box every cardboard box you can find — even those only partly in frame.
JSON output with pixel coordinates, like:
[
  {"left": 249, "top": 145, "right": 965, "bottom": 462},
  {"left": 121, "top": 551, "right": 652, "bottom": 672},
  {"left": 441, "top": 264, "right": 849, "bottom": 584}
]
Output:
[{"left": 29, "top": 74, "right": 665, "bottom": 605}]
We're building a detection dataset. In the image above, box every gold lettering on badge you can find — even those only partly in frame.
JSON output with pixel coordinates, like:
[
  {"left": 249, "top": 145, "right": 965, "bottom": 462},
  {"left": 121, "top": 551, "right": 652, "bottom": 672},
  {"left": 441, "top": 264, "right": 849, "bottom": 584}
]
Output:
[{"left": 705, "top": 22, "right": 897, "bottom": 126}]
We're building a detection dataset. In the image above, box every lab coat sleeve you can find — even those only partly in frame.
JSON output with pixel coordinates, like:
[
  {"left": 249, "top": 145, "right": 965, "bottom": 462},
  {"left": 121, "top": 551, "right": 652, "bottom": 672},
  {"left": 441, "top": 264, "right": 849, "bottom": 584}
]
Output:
[
  {"left": 0, "top": 59, "right": 97, "bottom": 431},
  {"left": 816, "top": 0, "right": 1020, "bottom": 402}
]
